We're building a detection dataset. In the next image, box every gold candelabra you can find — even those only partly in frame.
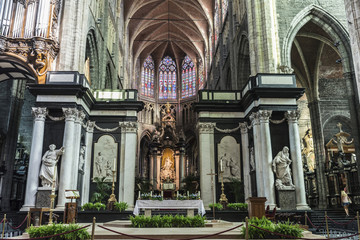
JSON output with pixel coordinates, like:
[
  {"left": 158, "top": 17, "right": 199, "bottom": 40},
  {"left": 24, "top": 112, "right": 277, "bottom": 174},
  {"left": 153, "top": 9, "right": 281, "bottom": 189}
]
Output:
[
  {"left": 107, "top": 170, "right": 117, "bottom": 210},
  {"left": 219, "top": 170, "right": 228, "bottom": 206}
]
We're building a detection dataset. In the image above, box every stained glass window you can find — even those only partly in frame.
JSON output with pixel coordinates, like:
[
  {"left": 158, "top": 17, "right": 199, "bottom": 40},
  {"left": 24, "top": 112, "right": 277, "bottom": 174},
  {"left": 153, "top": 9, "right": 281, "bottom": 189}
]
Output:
[
  {"left": 222, "top": 0, "right": 228, "bottom": 23},
  {"left": 159, "top": 56, "right": 176, "bottom": 99},
  {"left": 181, "top": 56, "right": 196, "bottom": 98},
  {"left": 198, "top": 59, "right": 205, "bottom": 90},
  {"left": 141, "top": 55, "right": 154, "bottom": 97}
]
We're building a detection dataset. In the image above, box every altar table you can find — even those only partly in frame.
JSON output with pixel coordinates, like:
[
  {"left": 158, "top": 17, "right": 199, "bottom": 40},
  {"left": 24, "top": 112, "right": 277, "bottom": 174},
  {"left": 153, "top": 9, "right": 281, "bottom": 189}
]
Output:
[{"left": 133, "top": 200, "right": 206, "bottom": 216}]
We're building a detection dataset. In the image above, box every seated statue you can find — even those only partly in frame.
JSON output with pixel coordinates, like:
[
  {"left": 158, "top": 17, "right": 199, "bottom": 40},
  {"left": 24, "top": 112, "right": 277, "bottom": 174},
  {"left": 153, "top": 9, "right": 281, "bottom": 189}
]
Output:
[{"left": 272, "top": 146, "right": 295, "bottom": 190}]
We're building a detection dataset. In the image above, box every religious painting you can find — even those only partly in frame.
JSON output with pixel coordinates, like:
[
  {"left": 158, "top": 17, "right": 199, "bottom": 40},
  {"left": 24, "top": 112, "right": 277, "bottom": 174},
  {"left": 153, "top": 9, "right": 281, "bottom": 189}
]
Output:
[
  {"left": 93, "top": 134, "right": 117, "bottom": 182},
  {"left": 217, "top": 136, "right": 241, "bottom": 182}
]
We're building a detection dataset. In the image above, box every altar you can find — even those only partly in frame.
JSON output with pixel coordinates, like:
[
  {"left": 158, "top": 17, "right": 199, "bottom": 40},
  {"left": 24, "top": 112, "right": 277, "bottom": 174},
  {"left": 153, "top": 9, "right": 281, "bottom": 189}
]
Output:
[{"left": 133, "top": 200, "right": 206, "bottom": 216}]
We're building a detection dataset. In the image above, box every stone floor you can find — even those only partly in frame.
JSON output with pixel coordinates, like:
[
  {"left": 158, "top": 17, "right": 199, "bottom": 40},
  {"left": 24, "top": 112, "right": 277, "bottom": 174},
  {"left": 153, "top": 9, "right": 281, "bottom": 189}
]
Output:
[{"left": 9, "top": 220, "right": 325, "bottom": 239}]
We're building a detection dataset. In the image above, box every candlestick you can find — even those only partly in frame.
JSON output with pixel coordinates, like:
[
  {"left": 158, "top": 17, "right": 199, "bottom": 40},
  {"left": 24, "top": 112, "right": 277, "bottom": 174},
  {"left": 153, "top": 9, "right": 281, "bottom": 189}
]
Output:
[
  {"left": 138, "top": 191, "right": 141, "bottom": 200},
  {"left": 150, "top": 191, "right": 152, "bottom": 197},
  {"left": 187, "top": 191, "right": 189, "bottom": 197},
  {"left": 177, "top": 191, "right": 179, "bottom": 198},
  {"left": 161, "top": 191, "right": 163, "bottom": 197},
  {"left": 198, "top": 191, "right": 201, "bottom": 199}
]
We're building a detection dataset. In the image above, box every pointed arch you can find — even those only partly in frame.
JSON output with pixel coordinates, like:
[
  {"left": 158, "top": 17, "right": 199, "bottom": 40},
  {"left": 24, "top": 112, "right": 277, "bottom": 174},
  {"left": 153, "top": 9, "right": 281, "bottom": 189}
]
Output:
[
  {"left": 282, "top": 4, "right": 352, "bottom": 73},
  {"left": 181, "top": 55, "right": 196, "bottom": 98},
  {"left": 159, "top": 56, "right": 177, "bottom": 100},
  {"left": 141, "top": 55, "right": 155, "bottom": 97}
]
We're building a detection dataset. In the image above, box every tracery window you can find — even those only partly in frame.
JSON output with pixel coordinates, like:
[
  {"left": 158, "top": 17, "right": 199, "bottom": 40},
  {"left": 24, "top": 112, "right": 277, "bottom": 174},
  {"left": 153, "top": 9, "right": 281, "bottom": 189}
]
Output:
[
  {"left": 222, "top": 0, "right": 228, "bottom": 23},
  {"left": 198, "top": 59, "right": 205, "bottom": 90},
  {"left": 141, "top": 55, "right": 155, "bottom": 97},
  {"left": 159, "top": 56, "right": 176, "bottom": 99},
  {"left": 181, "top": 56, "right": 196, "bottom": 98}
]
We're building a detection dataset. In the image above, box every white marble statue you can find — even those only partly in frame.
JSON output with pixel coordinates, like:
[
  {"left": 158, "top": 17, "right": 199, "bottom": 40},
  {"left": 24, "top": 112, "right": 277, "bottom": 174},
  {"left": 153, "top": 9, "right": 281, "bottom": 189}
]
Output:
[
  {"left": 160, "top": 157, "right": 175, "bottom": 181},
  {"left": 272, "top": 146, "right": 295, "bottom": 190},
  {"left": 39, "top": 144, "right": 65, "bottom": 188},
  {"left": 78, "top": 146, "right": 86, "bottom": 172}
]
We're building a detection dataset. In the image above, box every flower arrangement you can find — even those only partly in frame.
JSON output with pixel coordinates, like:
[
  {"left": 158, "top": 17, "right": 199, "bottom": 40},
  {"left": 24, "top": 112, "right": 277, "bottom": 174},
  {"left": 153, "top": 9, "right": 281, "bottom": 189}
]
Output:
[
  {"left": 151, "top": 194, "right": 163, "bottom": 201},
  {"left": 141, "top": 193, "right": 151, "bottom": 200},
  {"left": 189, "top": 193, "right": 200, "bottom": 200},
  {"left": 176, "top": 194, "right": 188, "bottom": 200}
]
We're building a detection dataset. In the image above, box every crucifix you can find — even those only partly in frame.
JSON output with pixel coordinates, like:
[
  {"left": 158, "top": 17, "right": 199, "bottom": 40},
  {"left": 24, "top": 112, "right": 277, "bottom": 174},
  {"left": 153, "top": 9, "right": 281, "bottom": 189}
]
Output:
[{"left": 207, "top": 169, "right": 217, "bottom": 220}]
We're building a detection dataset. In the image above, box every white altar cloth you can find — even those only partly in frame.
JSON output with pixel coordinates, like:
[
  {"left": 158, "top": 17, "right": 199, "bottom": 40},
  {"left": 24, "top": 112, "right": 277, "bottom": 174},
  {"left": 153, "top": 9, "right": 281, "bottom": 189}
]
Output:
[{"left": 133, "top": 200, "right": 206, "bottom": 216}]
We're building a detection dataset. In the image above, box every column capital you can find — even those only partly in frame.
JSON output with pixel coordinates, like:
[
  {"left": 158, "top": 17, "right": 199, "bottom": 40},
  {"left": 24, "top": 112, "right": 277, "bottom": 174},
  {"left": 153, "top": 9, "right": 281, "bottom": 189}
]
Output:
[
  {"left": 249, "top": 112, "right": 260, "bottom": 126},
  {"left": 258, "top": 110, "right": 272, "bottom": 122},
  {"left": 62, "top": 108, "right": 77, "bottom": 121},
  {"left": 31, "top": 107, "right": 47, "bottom": 120},
  {"left": 86, "top": 121, "right": 95, "bottom": 133},
  {"left": 197, "top": 122, "right": 216, "bottom": 134},
  {"left": 75, "top": 110, "right": 86, "bottom": 124},
  {"left": 240, "top": 122, "right": 248, "bottom": 134},
  {"left": 285, "top": 110, "right": 300, "bottom": 123},
  {"left": 119, "top": 122, "right": 138, "bottom": 133}
]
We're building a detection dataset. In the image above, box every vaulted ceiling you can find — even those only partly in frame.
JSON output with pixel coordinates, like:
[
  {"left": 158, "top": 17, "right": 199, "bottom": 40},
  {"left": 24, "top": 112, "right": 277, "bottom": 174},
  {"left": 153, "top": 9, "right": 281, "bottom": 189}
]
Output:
[{"left": 125, "top": 0, "right": 213, "bottom": 68}]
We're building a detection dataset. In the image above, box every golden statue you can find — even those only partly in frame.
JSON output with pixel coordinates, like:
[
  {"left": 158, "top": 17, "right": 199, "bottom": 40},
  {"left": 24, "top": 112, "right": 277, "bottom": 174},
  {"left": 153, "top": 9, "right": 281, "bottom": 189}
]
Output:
[{"left": 302, "top": 129, "right": 315, "bottom": 172}]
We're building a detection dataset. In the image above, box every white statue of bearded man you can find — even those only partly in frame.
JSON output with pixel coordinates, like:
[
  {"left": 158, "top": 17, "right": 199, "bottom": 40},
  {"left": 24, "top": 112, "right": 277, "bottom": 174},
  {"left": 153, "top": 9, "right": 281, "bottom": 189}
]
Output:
[
  {"left": 39, "top": 144, "right": 65, "bottom": 188},
  {"left": 272, "top": 146, "right": 295, "bottom": 190}
]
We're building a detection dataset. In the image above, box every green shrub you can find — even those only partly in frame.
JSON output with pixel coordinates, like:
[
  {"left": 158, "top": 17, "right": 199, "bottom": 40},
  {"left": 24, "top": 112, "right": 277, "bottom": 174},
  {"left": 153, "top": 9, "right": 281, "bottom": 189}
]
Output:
[
  {"left": 130, "top": 215, "right": 205, "bottom": 228},
  {"left": 227, "top": 203, "right": 248, "bottom": 211},
  {"left": 93, "top": 202, "right": 106, "bottom": 211},
  {"left": 241, "top": 217, "right": 303, "bottom": 239},
  {"left": 114, "top": 201, "right": 128, "bottom": 212},
  {"left": 81, "top": 202, "right": 94, "bottom": 211},
  {"left": 209, "top": 203, "right": 223, "bottom": 210},
  {"left": 26, "top": 223, "right": 90, "bottom": 240}
]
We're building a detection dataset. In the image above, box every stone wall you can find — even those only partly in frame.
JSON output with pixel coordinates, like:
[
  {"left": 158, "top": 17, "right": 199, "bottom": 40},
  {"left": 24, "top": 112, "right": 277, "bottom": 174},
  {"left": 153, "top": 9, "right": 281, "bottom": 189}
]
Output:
[{"left": 17, "top": 89, "right": 36, "bottom": 151}]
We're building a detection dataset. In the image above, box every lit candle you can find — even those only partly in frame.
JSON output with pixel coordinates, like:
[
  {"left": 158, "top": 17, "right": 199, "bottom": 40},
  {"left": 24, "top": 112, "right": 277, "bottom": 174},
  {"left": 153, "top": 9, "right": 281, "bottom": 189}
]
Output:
[
  {"left": 113, "top": 158, "right": 116, "bottom": 171},
  {"left": 220, "top": 159, "right": 223, "bottom": 172},
  {"left": 198, "top": 191, "right": 201, "bottom": 199}
]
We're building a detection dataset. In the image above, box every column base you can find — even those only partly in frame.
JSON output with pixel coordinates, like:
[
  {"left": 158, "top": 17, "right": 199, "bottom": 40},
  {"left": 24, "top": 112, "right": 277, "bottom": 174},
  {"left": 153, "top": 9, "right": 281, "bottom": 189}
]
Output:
[
  {"left": 20, "top": 205, "right": 34, "bottom": 212},
  {"left": 296, "top": 204, "right": 311, "bottom": 210}
]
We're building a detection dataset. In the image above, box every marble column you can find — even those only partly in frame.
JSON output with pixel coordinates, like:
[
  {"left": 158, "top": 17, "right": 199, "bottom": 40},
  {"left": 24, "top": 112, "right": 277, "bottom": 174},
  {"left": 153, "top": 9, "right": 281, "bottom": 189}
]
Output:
[
  {"left": 80, "top": 121, "right": 94, "bottom": 206},
  {"left": 120, "top": 122, "right": 138, "bottom": 207},
  {"left": 72, "top": 110, "right": 85, "bottom": 188},
  {"left": 285, "top": 110, "right": 310, "bottom": 210},
  {"left": 259, "top": 110, "right": 276, "bottom": 208},
  {"left": 57, "top": 108, "right": 77, "bottom": 209},
  {"left": 198, "top": 122, "right": 216, "bottom": 208},
  {"left": 240, "top": 122, "right": 251, "bottom": 199},
  {"left": 250, "top": 112, "right": 264, "bottom": 197},
  {"left": 119, "top": 123, "right": 126, "bottom": 202},
  {"left": 150, "top": 146, "right": 158, "bottom": 190},
  {"left": 21, "top": 107, "right": 47, "bottom": 211},
  {"left": 179, "top": 145, "right": 186, "bottom": 184}
]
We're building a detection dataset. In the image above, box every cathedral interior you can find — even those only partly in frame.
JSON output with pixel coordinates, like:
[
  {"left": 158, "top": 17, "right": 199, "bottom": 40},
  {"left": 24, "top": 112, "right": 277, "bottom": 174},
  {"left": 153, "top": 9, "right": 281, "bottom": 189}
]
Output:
[{"left": 0, "top": 0, "right": 359, "bottom": 212}]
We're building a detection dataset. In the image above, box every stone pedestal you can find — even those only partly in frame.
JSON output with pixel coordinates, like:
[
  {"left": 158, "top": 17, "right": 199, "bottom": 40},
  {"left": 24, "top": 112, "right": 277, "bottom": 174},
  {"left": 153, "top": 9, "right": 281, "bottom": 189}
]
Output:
[
  {"left": 277, "top": 190, "right": 296, "bottom": 210},
  {"left": 35, "top": 187, "right": 53, "bottom": 208}
]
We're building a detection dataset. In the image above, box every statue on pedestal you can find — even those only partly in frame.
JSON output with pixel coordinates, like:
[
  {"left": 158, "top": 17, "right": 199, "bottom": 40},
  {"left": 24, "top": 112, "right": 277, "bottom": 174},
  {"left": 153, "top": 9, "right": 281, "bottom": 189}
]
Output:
[
  {"left": 272, "top": 146, "right": 295, "bottom": 190},
  {"left": 39, "top": 144, "right": 65, "bottom": 188},
  {"left": 160, "top": 157, "right": 175, "bottom": 181}
]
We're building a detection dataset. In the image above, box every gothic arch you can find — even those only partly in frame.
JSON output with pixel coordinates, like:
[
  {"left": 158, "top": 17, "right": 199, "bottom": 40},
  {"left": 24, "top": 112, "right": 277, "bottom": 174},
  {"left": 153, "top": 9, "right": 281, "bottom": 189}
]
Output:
[
  {"left": 282, "top": 4, "right": 352, "bottom": 74},
  {"left": 237, "top": 32, "right": 250, "bottom": 89},
  {"left": 85, "top": 29, "right": 99, "bottom": 88}
]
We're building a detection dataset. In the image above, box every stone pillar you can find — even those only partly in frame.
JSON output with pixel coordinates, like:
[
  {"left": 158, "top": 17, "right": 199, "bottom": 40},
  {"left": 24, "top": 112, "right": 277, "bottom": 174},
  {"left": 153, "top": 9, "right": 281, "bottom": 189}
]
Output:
[
  {"left": 80, "top": 121, "right": 94, "bottom": 206},
  {"left": 250, "top": 112, "right": 264, "bottom": 197},
  {"left": 57, "top": 108, "right": 77, "bottom": 209},
  {"left": 120, "top": 122, "right": 138, "bottom": 207},
  {"left": 285, "top": 110, "right": 310, "bottom": 210},
  {"left": 175, "top": 154, "right": 180, "bottom": 190},
  {"left": 21, "top": 107, "right": 47, "bottom": 211},
  {"left": 308, "top": 100, "right": 328, "bottom": 209},
  {"left": 179, "top": 145, "right": 186, "bottom": 183},
  {"left": 150, "top": 145, "right": 159, "bottom": 190},
  {"left": 198, "top": 122, "right": 216, "bottom": 208},
  {"left": 258, "top": 110, "right": 276, "bottom": 208},
  {"left": 240, "top": 123, "right": 251, "bottom": 199},
  {"left": 72, "top": 110, "right": 85, "bottom": 189}
]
